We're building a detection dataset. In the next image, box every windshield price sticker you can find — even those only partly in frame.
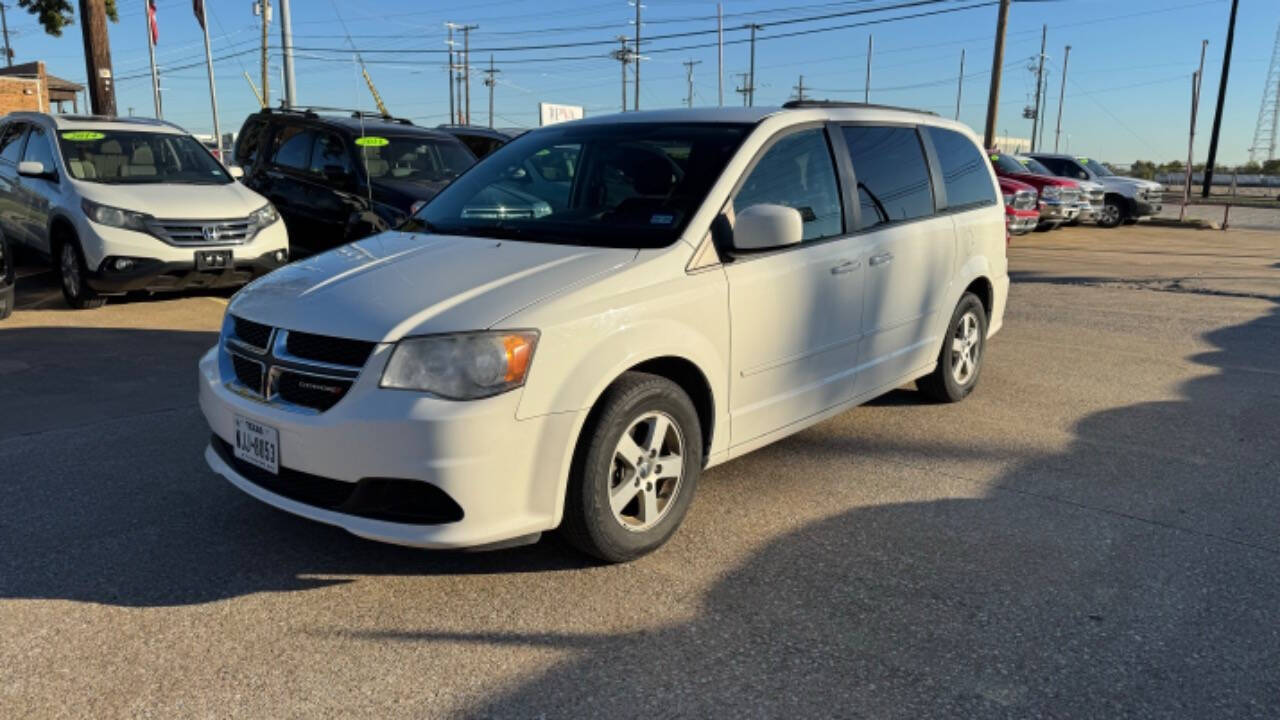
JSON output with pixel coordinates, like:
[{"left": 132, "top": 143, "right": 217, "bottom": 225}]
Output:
[
  {"left": 62, "top": 131, "right": 105, "bottom": 141},
  {"left": 989, "top": 154, "right": 1000, "bottom": 162},
  {"left": 355, "top": 136, "right": 389, "bottom": 147},
  {"left": 1077, "top": 156, "right": 1090, "bottom": 163}
]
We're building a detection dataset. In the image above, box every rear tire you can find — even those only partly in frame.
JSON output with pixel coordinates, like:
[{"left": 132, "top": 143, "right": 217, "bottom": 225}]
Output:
[
  {"left": 561, "top": 372, "right": 703, "bottom": 563},
  {"left": 57, "top": 236, "right": 106, "bottom": 309},
  {"left": 917, "top": 293, "right": 988, "bottom": 403},
  {"left": 0, "top": 235, "right": 13, "bottom": 320}
]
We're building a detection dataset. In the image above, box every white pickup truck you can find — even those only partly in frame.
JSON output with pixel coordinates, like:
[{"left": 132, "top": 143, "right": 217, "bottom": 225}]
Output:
[{"left": 1027, "top": 153, "right": 1164, "bottom": 228}]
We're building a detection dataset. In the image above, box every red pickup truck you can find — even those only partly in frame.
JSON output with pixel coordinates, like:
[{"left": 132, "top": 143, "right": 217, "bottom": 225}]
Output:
[
  {"left": 999, "top": 177, "right": 1040, "bottom": 236},
  {"left": 989, "top": 150, "right": 1082, "bottom": 231}
]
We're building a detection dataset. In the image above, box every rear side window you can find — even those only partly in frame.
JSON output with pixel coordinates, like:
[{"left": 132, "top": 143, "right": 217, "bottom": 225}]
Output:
[
  {"left": 235, "top": 119, "right": 268, "bottom": 167},
  {"left": 0, "top": 123, "right": 27, "bottom": 164},
  {"left": 926, "top": 126, "right": 996, "bottom": 210},
  {"left": 841, "top": 125, "right": 934, "bottom": 229},
  {"left": 734, "top": 127, "right": 843, "bottom": 242},
  {"left": 271, "top": 127, "right": 314, "bottom": 171}
]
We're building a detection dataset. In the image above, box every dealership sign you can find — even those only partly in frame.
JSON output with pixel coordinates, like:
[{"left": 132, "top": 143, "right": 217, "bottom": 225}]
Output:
[{"left": 539, "top": 102, "right": 584, "bottom": 126}]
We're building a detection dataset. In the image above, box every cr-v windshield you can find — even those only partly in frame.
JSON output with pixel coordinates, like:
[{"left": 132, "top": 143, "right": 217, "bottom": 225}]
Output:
[
  {"left": 406, "top": 122, "right": 750, "bottom": 248},
  {"left": 57, "top": 130, "right": 231, "bottom": 184}
]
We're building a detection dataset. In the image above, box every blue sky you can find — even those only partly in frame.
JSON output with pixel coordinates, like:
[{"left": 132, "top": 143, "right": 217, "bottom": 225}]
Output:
[{"left": 9, "top": 0, "right": 1278, "bottom": 165}]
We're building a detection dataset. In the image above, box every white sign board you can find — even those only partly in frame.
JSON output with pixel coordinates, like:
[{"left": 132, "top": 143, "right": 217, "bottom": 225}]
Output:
[{"left": 539, "top": 102, "right": 584, "bottom": 127}]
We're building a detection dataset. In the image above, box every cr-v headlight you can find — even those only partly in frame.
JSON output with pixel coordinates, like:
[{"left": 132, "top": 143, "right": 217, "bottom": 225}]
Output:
[
  {"left": 81, "top": 198, "right": 151, "bottom": 232},
  {"left": 381, "top": 331, "right": 538, "bottom": 399},
  {"left": 249, "top": 203, "right": 279, "bottom": 230}
]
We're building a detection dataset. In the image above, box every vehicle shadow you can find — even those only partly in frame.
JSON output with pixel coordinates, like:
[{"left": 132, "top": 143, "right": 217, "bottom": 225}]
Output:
[
  {"left": 10, "top": 259, "right": 237, "bottom": 311},
  {"left": 375, "top": 298, "right": 1278, "bottom": 716}
]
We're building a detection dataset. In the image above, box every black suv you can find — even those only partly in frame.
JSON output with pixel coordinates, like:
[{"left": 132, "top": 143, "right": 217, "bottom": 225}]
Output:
[
  {"left": 233, "top": 109, "right": 476, "bottom": 254},
  {"left": 436, "top": 125, "right": 523, "bottom": 159}
]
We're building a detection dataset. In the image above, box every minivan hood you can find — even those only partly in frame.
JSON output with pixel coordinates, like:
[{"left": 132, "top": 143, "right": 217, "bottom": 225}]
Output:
[
  {"left": 74, "top": 180, "right": 266, "bottom": 219},
  {"left": 228, "top": 231, "right": 637, "bottom": 342}
]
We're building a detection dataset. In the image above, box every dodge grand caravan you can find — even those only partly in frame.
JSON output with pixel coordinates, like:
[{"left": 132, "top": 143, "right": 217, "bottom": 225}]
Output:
[{"left": 199, "top": 102, "right": 1009, "bottom": 562}]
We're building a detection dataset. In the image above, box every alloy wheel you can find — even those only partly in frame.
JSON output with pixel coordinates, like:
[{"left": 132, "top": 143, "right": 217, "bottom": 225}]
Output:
[
  {"left": 61, "top": 244, "right": 80, "bottom": 298},
  {"left": 608, "top": 411, "right": 685, "bottom": 532},
  {"left": 950, "top": 311, "right": 981, "bottom": 385}
]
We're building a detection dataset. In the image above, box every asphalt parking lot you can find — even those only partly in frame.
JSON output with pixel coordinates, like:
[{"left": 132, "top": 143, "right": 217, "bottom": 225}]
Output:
[{"left": 2, "top": 224, "right": 1278, "bottom": 717}]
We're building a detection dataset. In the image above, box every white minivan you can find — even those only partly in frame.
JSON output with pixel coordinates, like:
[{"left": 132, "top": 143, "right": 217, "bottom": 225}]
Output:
[
  {"left": 199, "top": 102, "right": 1008, "bottom": 562},
  {"left": 0, "top": 113, "right": 288, "bottom": 308}
]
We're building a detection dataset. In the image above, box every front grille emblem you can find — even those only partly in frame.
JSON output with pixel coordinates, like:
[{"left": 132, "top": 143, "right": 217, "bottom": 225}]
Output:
[{"left": 202, "top": 225, "right": 222, "bottom": 242}]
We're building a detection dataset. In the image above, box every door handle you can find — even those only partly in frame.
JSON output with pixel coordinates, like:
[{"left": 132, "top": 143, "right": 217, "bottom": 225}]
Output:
[
  {"left": 869, "top": 252, "right": 894, "bottom": 267},
  {"left": 829, "top": 259, "right": 860, "bottom": 275}
]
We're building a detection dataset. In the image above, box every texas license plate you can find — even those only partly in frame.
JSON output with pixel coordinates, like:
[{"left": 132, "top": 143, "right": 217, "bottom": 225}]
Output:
[
  {"left": 195, "top": 249, "right": 233, "bottom": 270},
  {"left": 234, "top": 415, "right": 279, "bottom": 474}
]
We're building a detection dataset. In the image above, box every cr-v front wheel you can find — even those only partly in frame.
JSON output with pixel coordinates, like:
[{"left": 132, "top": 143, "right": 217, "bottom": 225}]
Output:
[
  {"left": 58, "top": 238, "right": 106, "bottom": 309},
  {"left": 918, "top": 292, "right": 988, "bottom": 403},
  {"left": 561, "top": 372, "right": 702, "bottom": 563}
]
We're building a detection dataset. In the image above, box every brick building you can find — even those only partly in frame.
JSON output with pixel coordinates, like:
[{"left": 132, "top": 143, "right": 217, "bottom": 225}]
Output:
[{"left": 0, "top": 61, "right": 84, "bottom": 115}]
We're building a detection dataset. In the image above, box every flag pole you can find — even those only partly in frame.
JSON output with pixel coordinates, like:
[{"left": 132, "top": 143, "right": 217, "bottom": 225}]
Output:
[
  {"left": 145, "top": 0, "right": 161, "bottom": 118},
  {"left": 197, "top": 1, "right": 223, "bottom": 159}
]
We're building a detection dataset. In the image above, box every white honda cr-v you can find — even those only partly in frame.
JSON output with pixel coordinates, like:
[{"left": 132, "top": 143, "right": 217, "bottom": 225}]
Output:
[
  {"left": 199, "top": 102, "right": 1008, "bottom": 562},
  {"left": 0, "top": 112, "right": 288, "bottom": 309}
]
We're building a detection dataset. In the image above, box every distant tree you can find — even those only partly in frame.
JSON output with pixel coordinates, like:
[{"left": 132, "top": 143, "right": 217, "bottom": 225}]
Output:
[
  {"left": 16, "top": 0, "right": 118, "bottom": 36},
  {"left": 1130, "top": 160, "right": 1157, "bottom": 180},
  {"left": 1262, "top": 159, "right": 1280, "bottom": 175},
  {"left": 1237, "top": 161, "right": 1262, "bottom": 174}
]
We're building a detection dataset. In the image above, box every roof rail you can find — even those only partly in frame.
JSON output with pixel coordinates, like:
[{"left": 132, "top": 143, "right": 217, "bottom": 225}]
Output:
[
  {"left": 781, "top": 99, "right": 936, "bottom": 116},
  {"left": 350, "top": 110, "right": 414, "bottom": 126}
]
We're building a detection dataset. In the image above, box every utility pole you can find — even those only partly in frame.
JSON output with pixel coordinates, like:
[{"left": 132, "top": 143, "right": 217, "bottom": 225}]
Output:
[
  {"left": 717, "top": 3, "right": 723, "bottom": 106},
  {"left": 79, "top": 0, "right": 116, "bottom": 116},
  {"left": 612, "top": 36, "right": 630, "bottom": 112},
  {"left": 1182, "top": 39, "right": 1209, "bottom": 218},
  {"left": 1030, "top": 24, "right": 1046, "bottom": 152},
  {"left": 445, "top": 24, "right": 457, "bottom": 125},
  {"left": 144, "top": 0, "right": 160, "bottom": 117},
  {"left": 1, "top": 3, "right": 12, "bottom": 67},
  {"left": 955, "top": 48, "right": 965, "bottom": 120},
  {"left": 279, "top": 0, "right": 296, "bottom": 107},
  {"left": 196, "top": 0, "right": 221, "bottom": 158},
  {"left": 735, "top": 72, "right": 751, "bottom": 107},
  {"left": 865, "top": 34, "right": 872, "bottom": 103},
  {"left": 461, "top": 24, "right": 478, "bottom": 125},
  {"left": 632, "top": 0, "right": 641, "bottom": 111},
  {"left": 1053, "top": 45, "right": 1071, "bottom": 152},
  {"left": 793, "top": 75, "right": 806, "bottom": 102},
  {"left": 483, "top": 55, "right": 499, "bottom": 129},
  {"left": 256, "top": 0, "right": 270, "bottom": 109},
  {"left": 684, "top": 59, "right": 701, "bottom": 107},
  {"left": 1203, "top": 0, "right": 1238, "bottom": 198},
  {"left": 747, "top": 24, "right": 760, "bottom": 107},
  {"left": 983, "top": 0, "right": 1012, "bottom": 149}
]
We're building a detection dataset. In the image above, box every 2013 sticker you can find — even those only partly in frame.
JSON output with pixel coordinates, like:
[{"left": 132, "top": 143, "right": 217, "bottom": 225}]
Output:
[
  {"left": 355, "top": 136, "right": 389, "bottom": 147},
  {"left": 62, "top": 131, "right": 105, "bottom": 141}
]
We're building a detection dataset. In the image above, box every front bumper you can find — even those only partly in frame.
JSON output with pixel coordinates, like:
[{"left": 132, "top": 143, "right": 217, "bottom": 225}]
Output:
[
  {"left": 88, "top": 249, "right": 288, "bottom": 294},
  {"left": 198, "top": 346, "right": 582, "bottom": 549},
  {"left": 1038, "top": 201, "right": 1079, "bottom": 221},
  {"left": 1075, "top": 204, "right": 1099, "bottom": 222},
  {"left": 1134, "top": 199, "right": 1162, "bottom": 217},
  {"left": 1007, "top": 212, "right": 1038, "bottom": 235}
]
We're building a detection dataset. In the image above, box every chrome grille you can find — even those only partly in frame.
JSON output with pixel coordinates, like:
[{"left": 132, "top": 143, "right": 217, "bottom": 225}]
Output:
[
  {"left": 1059, "top": 188, "right": 1081, "bottom": 205},
  {"left": 222, "top": 321, "right": 373, "bottom": 413},
  {"left": 1087, "top": 189, "right": 1104, "bottom": 205},
  {"left": 153, "top": 217, "right": 255, "bottom": 246},
  {"left": 1012, "top": 190, "right": 1038, "bottom": 211}
]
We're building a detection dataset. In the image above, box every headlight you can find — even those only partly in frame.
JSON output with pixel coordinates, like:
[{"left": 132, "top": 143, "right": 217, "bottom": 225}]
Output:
[
  {"left": 1002, "top": 193, "right": 1014, "bottom": 207},
  {"left": 249, "top": 203, "right": 279, "bottom": 229},
  {"left": 81, "top": 198, "right": 150, "bottom": 232},
  {"left": 380, "top": 330, "right": 538, "bottom": 399},
  {"left": 1040, "top": 185, "right": 1061, "bottom": 201}
]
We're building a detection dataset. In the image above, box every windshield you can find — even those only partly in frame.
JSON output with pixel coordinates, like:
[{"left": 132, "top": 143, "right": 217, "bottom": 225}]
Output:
[
  {"left": 1015, "top": 155, "right": 1055, "bottom": 175},
  {"left": 357, "top": 135, "right": 474, "bottom": 184},
  {"left": 405, "top": 122, "right": 751, "bottom": 249},
  {"left": 989, "top": 152, "right": 1028, "bottom": 174},
  {"left": 57, "top": 130, "right": 231, "bottom": 184},
  {"left": 1078, "top": 157, "right": 1113, "bottom": 177}
]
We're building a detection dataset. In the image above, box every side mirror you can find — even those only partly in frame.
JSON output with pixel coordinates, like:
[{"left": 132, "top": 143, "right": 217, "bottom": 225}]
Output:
[
  {"left": 228, "top": 165, "right": 245, "bottom": 179},
  {"left": 732, "top": 203, "right": 804, "bottom": 251},
  {"left": 17, "top": 161, "right": 52, "bottom": 179},
  {"left": 323, "top": 164, "right": 353, "bottom": 186}
]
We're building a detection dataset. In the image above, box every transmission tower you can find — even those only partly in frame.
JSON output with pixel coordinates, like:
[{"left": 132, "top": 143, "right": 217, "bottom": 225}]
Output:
[{"left": 1248, "top": 23, "right": 1280, "bottom": 163}]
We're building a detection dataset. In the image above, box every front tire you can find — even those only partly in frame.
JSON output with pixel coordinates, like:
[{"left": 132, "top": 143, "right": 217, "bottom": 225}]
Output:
[
  {"left": 58, "top": 238, "right": 106, "bottom": 309},
  {"left": 1097, "top": 196, "right": 1126, "bottom": 228},
  {"left": 918, "top": 293, "right": 988, "bottom": 403},
  {"left": 561, "top": 372, "right": 703, "bottom": 563}
]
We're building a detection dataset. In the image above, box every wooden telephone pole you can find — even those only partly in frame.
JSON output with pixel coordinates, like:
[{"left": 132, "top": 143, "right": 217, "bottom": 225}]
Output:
[{"left": 79, "top": 0, "right": 116, "bottom": 116}]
